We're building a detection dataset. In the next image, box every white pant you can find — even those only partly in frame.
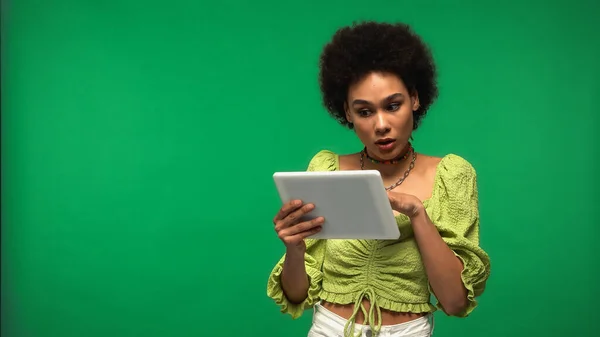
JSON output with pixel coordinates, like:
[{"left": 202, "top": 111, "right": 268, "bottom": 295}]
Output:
[{"left": 308, "top": 302, "right": 434, "bottom": 337}]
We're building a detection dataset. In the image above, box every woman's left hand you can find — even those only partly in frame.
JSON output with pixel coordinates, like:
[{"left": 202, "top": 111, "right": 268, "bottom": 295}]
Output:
[{"left": 386, "top": 191, "right": 424, "bottom": 219}]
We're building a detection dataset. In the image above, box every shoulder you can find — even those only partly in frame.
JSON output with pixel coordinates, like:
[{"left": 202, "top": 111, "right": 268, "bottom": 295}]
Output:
[
  {"left": 307, "top": 150, "right": 339, "bottom": 172},
  {"left": 436, "top": 153, "right": 477, "bottom": 179},
  {"left": 433, "top": 153, "right": 478, "bottom": 198}
]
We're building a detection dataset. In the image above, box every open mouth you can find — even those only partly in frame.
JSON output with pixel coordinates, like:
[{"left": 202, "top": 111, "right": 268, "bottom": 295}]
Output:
[{"left": 375, "top": 139, "right": 395, "bottom": 145}]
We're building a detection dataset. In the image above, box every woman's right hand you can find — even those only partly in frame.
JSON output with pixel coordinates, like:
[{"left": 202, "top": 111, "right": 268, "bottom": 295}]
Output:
[{"left": 273, "top": 200, "right": 324, "bottom": 252}]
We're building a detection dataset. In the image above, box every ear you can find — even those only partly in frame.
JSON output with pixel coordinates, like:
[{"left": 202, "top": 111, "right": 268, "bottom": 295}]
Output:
[
  {"left": 344, "top": 101, "right": 352, "bottom": 123},
  {"left": 411, "top": 90, "right": 420, "bottom": 111}
]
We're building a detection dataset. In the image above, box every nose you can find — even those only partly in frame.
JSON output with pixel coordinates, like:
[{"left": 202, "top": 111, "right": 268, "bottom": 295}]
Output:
[{"left": 374, "top": 112, "right": 391, "bottom": 135}]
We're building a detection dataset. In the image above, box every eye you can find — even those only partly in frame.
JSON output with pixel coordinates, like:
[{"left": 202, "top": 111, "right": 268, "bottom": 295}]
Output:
[
  {"left": 387, "top": 103, "right": 401, "bottom": 111},
  {"left": 358, "top": 109, "right": 372, "bottom": 117}
]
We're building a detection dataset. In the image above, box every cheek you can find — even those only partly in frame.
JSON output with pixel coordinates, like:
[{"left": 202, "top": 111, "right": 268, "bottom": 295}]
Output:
[
  {"left": 386, "top": 111, "right": 414, "bottom": 139},
  {"left": 405, "top": 116, "right": 414, "bottom": 131},
  {"left": 353, "top": 124, "right": 372, "bottom": 140},
  {"left": 398, "top": 109, "right": 414, "bottom": 131}
]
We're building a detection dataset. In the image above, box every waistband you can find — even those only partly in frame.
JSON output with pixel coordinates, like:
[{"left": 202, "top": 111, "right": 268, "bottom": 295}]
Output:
[{"left": 313, "top": 301, "right": 434, "bottom": 337}]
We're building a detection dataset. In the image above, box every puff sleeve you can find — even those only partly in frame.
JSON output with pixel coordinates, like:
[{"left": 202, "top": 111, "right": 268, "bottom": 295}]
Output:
[
  {"left": 430, "top": 154, "right": 491, "bottom": 317},
  {"left": 266, "top": 150, "right": 337, "bottom": 318},
  {"left": 266, "top": 239, "right": 327, "bottom": 318}
]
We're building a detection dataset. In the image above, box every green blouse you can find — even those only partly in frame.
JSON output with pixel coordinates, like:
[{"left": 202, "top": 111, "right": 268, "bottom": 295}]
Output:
[{"left": 266, "top": 150, "right": 491, "bottom": 336}]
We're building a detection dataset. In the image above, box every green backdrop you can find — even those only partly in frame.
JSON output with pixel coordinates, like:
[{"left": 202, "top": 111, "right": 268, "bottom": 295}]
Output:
[{"left": 2, "top": 0, "right": 599, "bottom": 336}]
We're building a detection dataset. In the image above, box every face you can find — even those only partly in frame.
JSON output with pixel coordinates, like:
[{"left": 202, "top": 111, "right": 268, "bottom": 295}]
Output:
[{"left": 345, "top": 71, "right": 419, "bottom": 161}]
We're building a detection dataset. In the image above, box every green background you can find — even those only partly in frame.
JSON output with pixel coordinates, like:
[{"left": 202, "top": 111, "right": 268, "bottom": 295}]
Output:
[{"left": 2, "top": 0, "right": 599, "bottom": 336}]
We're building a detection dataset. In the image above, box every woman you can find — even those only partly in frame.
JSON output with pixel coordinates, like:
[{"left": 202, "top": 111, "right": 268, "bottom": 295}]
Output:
[{"left": 267, "top": 21, "right": 491, "bottom": 337}]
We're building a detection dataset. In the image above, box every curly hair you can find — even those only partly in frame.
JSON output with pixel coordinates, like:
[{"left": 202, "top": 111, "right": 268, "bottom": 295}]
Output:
[{"left": 318, "top": 21, "right": 438, "bottom": 130}]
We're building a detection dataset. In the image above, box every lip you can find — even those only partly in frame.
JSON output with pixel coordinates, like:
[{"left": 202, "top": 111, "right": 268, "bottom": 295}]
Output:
[
  {"left": 375, "top": 138, "right": 396, "bottom": 151},
  {"left": 375, "top": 138, "right": 396, "bottom": 145}
]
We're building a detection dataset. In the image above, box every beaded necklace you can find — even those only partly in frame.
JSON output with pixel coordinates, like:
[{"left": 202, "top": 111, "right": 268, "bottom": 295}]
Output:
[
  {"left": 362, "top": 143, "right": 413, "bottom": 164},
  {"left": 359, "top": 143, "right": 417, "bottom": 191}
]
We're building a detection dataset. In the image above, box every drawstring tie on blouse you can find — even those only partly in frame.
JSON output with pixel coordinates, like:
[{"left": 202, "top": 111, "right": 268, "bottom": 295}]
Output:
[{"left": 343, "top": 287, "right": 382, "bottom": 337}]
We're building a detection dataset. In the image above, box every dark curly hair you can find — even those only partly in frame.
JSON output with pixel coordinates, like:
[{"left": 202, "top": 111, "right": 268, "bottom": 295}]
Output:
[{"left": 318, "top": 21, "right": 438, "bottom": 130}]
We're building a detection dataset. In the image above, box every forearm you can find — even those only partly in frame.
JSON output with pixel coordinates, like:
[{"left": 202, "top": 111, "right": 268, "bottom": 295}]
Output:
[
  {"left": 410, "top": 210, "right": 467, "bottom": 315},
  {"left": 281, "top": 249, "right": 310, "bottom": 304}
]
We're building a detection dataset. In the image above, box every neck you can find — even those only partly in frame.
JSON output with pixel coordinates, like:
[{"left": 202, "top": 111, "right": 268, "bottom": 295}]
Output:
[
  {"left": 364, "top": 143, "right": 412, "bottom": 164},
  {"left": 361, "top": 143, "right": 415, "bottom": 178}
]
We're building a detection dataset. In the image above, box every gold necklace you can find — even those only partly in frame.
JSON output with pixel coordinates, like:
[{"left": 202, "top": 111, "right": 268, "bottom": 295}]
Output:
[{"left": 360, "top": 149, "right": 417, "bottom": 191}]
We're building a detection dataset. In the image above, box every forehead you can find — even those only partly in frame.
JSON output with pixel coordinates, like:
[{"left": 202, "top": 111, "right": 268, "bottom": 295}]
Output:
[{"left": 348, "top": 72, "right": 409, "bottom": 100}]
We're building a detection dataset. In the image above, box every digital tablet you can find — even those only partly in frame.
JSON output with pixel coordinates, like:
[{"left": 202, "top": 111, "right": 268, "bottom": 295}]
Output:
[{"left": 272, "top": 170, "right": 400, "bottom": 240}]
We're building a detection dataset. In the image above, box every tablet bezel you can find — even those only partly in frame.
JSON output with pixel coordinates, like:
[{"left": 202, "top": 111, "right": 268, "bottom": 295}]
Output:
[{"left": 272, "top": 170, "right": 401, "bottom": 240}]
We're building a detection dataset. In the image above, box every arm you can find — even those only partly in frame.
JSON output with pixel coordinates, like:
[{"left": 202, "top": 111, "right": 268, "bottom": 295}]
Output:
[
  {"left": 387, "top": 156, "right": 491, "bottom": 317},
  {"left": 410, "top": 208, "right": 468, "bottom": 315},
  {"left": 267, "top": 199, "right": 327, "bottom": 318},
  {"left": 387, "top": 194, "right": 468, "bottom": 315},
  {"left": 267, "top": 149, "right": 336, "bottom": 317},
  {"left": 266, "top": 237, "right": 326, "bottom": 319},
  {"left": 274, "top": 200, "right": 324, "bottom": 304},
  {"left": 281, "top": 249, "right": 310, "bottom": 303}
]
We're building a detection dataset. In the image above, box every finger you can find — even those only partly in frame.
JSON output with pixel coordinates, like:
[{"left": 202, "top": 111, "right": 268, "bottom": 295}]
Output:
[
  {"left": 273, "top": 199, "right": 302, "bottom": 223},
  {"left": 293, "top": 225, "right": 324, "bottom": 241},
  {"left": 280, "top": 203, "right": 315, "bottom": 228},
  {"left": 281, "top": 216, "right": 324, "bottom": 237},
  {"left": 387, "top": 191, "right": 401, "bottom": 209},
  {"left": 299, "top": 225, "right": 323, "bottom": 239},
  {"left": 282, "top": 224, "right": 323, "bottom": 245},
  {"left": 386, "top": 191, "right": 395, "bottom": 203}
]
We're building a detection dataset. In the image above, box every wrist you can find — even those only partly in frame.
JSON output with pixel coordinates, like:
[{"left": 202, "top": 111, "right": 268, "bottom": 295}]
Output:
[
  {"left": 409, "top": 202, "right": 426, "bottom": 221},
  {"left": 286, "top": 246, "right": 305, "bottom": 258}
]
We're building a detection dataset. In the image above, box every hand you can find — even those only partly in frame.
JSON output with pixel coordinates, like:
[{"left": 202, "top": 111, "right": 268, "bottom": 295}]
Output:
[
  {"left": 387, "top": 191, "right": 424, "bottom": 219},
  {"left": 273, "top": 200, "right": 324, "bottom": 252}
]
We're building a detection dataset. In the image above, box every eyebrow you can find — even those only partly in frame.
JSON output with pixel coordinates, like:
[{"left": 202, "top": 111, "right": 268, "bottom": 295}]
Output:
[{"left": 351, "top": 93, "right": 404, "bottom": 107}]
